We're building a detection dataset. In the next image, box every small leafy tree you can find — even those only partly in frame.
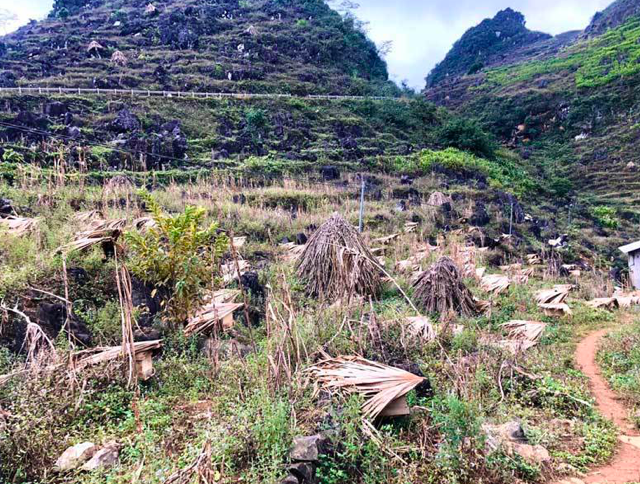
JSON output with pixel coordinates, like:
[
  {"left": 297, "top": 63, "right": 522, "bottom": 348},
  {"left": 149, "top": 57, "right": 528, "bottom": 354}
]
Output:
[{"left": 126, "top": 191, "right": 228, "bottom": 324}]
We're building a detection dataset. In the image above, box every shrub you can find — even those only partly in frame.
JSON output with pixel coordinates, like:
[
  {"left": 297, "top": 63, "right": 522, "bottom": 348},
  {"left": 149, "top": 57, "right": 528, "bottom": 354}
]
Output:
[
  {"left": 592, "top": 206, "right": 619, "bottom": 229},
  {"left": 437, "top": 118, "right": 497, "bottom": 159},
  {"left": 125, "top": 190, "right": 228, "bottom": 323}
]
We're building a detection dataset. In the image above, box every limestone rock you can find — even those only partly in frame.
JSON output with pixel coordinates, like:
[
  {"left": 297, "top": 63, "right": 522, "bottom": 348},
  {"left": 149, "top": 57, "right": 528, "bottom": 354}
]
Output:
[
  {"left": 290, "top": 435, "right": 328, "bottom": 462},
  {"left": 54, "top": 442, "right": 97, "bottom": 471},
  {"left": 81, "top": 441, "right": 121, "bottom": 471}
]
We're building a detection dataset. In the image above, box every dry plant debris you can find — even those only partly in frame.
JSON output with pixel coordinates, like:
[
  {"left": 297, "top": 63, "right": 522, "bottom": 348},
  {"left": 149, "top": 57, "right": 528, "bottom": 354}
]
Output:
[
  {"left": 63, "top": 218, "right": 127, "bottom": 252},
  {"left": 413, "top": 257, "right": 478, "bottom": 318},
  {"left": 0, "top": 216, "right": 38, "bottom": 236},
  {"left": 481, "top": 274, "right": 511, "bottom": 295},
  {"left": 185, "top": 302, "right": 244, "bottom": 337},
  {"left": 406, "top": 316, "right": 436, "bottom": 341},
  {"left": 535, "top": 285, "right": 573, "bottom": 305},
  {"left": 296, "top": 213, "right": 380, "bottom": 300},
  {"left": 307, "top": 356, "right": 425, "bottom": 418},
  {"left": 427, "top": 191, "right": 452, "bottom": 207},
  {"left": 501, "top": 320, "right": 547, "bottom": 352},
  {"left": 526, "top": 254, "right": 542, "bottom": 265},
  {"left": 222, "top": 260, "right": 249, "bottom": 285}
]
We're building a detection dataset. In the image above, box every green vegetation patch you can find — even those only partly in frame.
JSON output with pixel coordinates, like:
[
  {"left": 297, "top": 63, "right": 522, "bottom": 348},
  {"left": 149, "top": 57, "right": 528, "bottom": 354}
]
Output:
[{"left": 482, "top": 18, "right": 640, "bottom": 89}]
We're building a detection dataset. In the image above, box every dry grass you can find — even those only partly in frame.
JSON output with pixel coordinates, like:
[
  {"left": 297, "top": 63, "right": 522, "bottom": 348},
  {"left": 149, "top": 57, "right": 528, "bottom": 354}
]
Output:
[
  {"left": 296, "top": 213, "right": 380, "bottom": 300},
  {"left": 412, "top": 257, "right": 478, "bottom": 319}
]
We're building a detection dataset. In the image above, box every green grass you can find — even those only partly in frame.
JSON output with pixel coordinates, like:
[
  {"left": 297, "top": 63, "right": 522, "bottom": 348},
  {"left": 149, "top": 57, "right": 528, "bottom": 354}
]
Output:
[{"left": 481, "top": 17, "right": 640, "bottom": 89}]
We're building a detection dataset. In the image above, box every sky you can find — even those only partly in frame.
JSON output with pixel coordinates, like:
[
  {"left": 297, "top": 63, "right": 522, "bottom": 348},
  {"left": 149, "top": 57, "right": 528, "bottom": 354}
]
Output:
[{"left": 1, "top": 0, "right": 614, "bottom": 89}]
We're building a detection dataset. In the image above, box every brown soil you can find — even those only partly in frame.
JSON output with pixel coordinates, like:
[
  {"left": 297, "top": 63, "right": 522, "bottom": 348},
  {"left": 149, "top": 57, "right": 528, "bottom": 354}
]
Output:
[{"left": 557, "top": 328, "right": 640, "bottom": 483}]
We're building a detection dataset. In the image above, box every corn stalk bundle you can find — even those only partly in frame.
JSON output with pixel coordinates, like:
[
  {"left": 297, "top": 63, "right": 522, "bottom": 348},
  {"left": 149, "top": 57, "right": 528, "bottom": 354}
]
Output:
[
  {"left": 87, "top": 40, "right": 104, "bottom": 52},
  {"left": 412, "top": 257, "right": 478, "bottom": 318},
  {"left": 501, "top": 320, "right": 546, "bottom": 352},
  {"left": 535, "top": 285, "right": 573, "bottom": 305},
  {"left": 110, "top": 50, "right": 128, "bottom": 66},
  {"left": 0, "top": 216, "right": 38, "bottom": 236},
  {"left": 296, "top": 213, "right": 380, "bottom": 300},
  {"left": 481, "top": 274, "right": 511, "bottom": 295},
  {"left": 306, "top": 356, "right": 425, "bottom": 419}
]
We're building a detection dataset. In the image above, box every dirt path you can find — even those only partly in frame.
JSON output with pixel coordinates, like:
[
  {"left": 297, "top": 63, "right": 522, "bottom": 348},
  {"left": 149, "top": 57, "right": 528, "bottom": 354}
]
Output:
[{"left": 557, "top": 328, "right": 640, "bottom": 484}]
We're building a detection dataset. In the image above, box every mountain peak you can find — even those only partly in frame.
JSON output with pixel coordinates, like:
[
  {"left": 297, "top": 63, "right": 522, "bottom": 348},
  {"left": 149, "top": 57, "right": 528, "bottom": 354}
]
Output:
[
  {"left": 584, "top": 0, "right": 640, "bottom": 37},
  {"left": 425, "top": 8, "right": 551, "bottom": 88}
]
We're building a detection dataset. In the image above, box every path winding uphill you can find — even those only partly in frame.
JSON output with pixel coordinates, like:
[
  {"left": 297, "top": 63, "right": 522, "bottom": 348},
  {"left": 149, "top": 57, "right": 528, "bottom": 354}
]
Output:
[{"left": 557, "top": 328, "right": 640, "bottom": 484}]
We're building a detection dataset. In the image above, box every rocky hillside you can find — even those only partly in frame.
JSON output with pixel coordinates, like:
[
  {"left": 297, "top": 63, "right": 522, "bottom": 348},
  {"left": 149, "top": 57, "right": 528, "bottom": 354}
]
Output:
[
  {"left": 424, "top": 0, "right": 640, "bottom": 221},
  {"left": 0, "top": 0, "right": 397, "bottom": 96},
  {"left": 426, "top": 9, "right": 552, "bottom": 89}
]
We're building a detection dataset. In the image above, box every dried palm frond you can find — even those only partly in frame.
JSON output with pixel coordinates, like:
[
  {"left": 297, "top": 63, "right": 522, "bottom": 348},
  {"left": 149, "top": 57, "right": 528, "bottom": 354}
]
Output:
[
  {"left": 296, "top": 213, "right": 380, "bottom": 300},
  {"left": 535, "top": 285, "right": 573, "bottom": 305},
  {"left": 586, "top": 298, "right": 617, "bottom": 309},
  {"left": 307, "top": 356, "right": 425, "bottom": 418},
  {"left": 404, "top": 221, "right": 418, "bottom": 233},
  {"left": 204, "top": 289, "right": 241, "bottom": 304},
  {"left": 502, "top": 320, "right": 546, "bottom": 351},
  {"left": 372, "top": 234, "right": 399, "bottom": 246},
  {"left": 512, "top": 268, "right": 535, "bottom": 285},
  {"left": 395, "top": 259, "right": 419, "bottom": 274},
  {"left": 70, "top": 340, "right": 162, "bottom": 370},
  {"left": 481, "top": 274, "right": 510, "bottom": 295},
  {"left": 184, "top": 303, "right": 244, "bottom": 337},
  {"left": 63, "top": 218, "right": 127, "bottom": 253},
  {"left": 412, "top": 257, "right": 477, "bottom": 318},
  {"left": 73, "top": 210, "right": 104, "bottom": 224},
  {"left": 475, "top": 267, "right": 487, "bottom": 279},
  {"left": 0, "top": 216, "right": 38, "bottom": 236},
  {"left": 526, "top": 254, "right": 542, "bottom": 265},
  {"left": 499, "top": 263, "right": 523, "bottom": 272},
  {"left": 539, "top": 303, "right": 572, "bottom": 317},
  {"left": 133, "top": 216, "right": 157, "bottom": 232},
  {"left": 280, "top": 242, "right": 305, "bottom": 263},
  {"left": 222, "top": 260, "right": 249, "bottom": 284},
  {"left": 233, "top": 236, "right": 247, "bottom": 248},
  {"left": 406, "top": 316, "right": 436, "bottom": 341},
  {"left": 427, "top": 191, "right": 452, "bottom": 207},
  {"left": 475, "top": 298, "right": 493, "bottom": 315},
  {"left": 613, "top": 294, "right": 640, "bottom": 308}
]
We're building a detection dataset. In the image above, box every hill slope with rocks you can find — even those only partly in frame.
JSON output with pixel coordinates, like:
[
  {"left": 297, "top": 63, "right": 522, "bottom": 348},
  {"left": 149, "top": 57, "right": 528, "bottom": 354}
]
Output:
[
  {"left": 424, "top": 0, "right": 640, "bottom": 224},
  {"left": 0, "top": 0, "right": 396, "bottom": 96}
]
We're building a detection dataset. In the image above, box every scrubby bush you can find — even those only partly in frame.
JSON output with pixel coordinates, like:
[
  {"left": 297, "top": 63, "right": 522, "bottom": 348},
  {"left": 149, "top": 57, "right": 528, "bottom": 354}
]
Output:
[
  {"left": 125, "top": 190, "right": 228, "bottom": 323},
  {"left": 437, "top": 118, "right": 497, "bottom": 159}
]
